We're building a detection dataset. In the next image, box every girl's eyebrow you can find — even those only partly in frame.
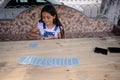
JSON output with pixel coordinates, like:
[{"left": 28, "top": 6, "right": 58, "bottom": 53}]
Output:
[
  {"left": 44, "top": 16, "right": 51, "bottom": 18},
  {"left": 42, "top": 16, "right": 50, "bottom": 18}
]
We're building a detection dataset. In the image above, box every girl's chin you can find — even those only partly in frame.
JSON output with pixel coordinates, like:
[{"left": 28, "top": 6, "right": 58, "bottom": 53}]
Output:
[{"left": 45, "top": 23, "right": 49, "bottom": 25}]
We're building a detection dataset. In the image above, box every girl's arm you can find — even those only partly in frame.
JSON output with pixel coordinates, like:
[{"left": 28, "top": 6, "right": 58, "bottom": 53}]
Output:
[
  {"left": 29, "top": 27, "right": 44, "bottom": 39},
  {"left": 58, "top": 28, "right": 64, "bottom": 39},
  {"left": 58, "top": 32, "right": 62, "bottom": 39},
  {"left": 46, "top": 31, "right": 62, "bottom": 39}
]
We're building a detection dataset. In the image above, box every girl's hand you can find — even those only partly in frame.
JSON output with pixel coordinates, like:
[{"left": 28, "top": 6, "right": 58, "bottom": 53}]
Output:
[
  {"left": 48, "top": 36, "right": 55, "bottom": 39},
  {"left": 43, "top": 36, "right": 55, "bottom": 40},
  {"left": 36, "top": 36, "right": 45, "bottom": 40}
]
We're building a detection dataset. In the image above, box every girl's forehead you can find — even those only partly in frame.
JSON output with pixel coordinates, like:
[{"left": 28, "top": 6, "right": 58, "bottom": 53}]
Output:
[{"left": 42, "top": 11, "right": 55, "bottom": 17}]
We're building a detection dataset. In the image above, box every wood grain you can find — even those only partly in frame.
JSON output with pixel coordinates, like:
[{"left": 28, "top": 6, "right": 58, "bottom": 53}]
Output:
[{"left": 0, "top": 37, "right": 120, "bottom": 80}]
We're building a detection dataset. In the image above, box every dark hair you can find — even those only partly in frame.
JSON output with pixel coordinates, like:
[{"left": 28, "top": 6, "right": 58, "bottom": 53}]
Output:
[{"left": 39, "top": 4, "right": 64, "bottom": 38}]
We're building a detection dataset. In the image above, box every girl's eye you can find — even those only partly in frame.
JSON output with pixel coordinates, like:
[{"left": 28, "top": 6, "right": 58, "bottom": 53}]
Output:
[
  {"left": 42, "top": 16, "right": 50, "bottom": 20},
  {"left": 42, "top": 17, "right": 45, "bottom": 19},
  {"left": 47, "top": 16, "right": 50, "bottom": 19}
]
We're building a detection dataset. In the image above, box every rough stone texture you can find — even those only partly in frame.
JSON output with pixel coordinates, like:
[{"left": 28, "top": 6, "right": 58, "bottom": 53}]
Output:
[
  {"left": 0, "top": 5, "right": 113, "bottom": 41},
  {"left": 100, "top": 0, "right": 120, "bottom": 25}
]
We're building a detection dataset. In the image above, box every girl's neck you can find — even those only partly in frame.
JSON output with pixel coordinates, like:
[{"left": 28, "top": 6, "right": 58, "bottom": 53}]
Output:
[{"left": 46, "top": 23, "right": 55, "bottom": 29}]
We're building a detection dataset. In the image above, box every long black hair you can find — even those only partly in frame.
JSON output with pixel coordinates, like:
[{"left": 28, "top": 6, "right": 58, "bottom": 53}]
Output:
[{"left": 39, "top": 4, "right": 64, "bottom": 38}]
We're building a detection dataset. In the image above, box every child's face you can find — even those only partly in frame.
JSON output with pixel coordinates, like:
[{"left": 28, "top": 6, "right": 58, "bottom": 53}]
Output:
[{"left": 42, "top": 11, "right": 55, "bottom": 26}]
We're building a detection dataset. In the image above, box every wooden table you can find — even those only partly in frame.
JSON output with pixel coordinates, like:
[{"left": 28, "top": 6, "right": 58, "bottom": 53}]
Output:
[{"left": 0, "top": 37, "right": 120, "bottom": 80}]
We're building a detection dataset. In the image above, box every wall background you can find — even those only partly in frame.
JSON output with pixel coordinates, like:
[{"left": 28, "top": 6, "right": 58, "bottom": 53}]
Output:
[
  {"left": 100, "top": 0, "right": 120, "bottom": 25},
  {"left": 0, "top": 5, "right": 113, "bottom": 41}
]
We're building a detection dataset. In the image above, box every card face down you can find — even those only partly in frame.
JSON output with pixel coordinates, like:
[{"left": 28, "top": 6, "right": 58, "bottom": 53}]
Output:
[{"left": 18, "top": 56, "right": 80, "bottom": 66}]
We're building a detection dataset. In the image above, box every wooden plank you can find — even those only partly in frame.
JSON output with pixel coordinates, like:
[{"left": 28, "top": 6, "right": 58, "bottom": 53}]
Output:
[{"left": 0, "top": 37, "right": 120, "bottom": 80}]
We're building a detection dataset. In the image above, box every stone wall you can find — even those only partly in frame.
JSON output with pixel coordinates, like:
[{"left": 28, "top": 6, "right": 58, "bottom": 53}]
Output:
[{"left": 0, "top": 5, "right": 113, "bottom": 41}]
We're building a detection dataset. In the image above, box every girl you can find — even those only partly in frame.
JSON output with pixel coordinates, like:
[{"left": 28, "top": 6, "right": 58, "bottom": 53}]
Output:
[{"left": 29, "top": 4, "right": 64, "bottom": 40}]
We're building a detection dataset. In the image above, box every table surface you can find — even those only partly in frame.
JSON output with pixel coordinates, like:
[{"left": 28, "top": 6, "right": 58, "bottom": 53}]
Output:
[{"left": 0, "top": 37, "right": 120, "bottom": 80}]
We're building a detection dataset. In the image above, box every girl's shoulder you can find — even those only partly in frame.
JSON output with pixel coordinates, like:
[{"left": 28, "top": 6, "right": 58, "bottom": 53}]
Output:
[
  {"left": 57, "top": 25, "right": 64, "bottom": 30},
  {"left": 37, "top": 21, "right": 44, "bottom": 25},
  {"left": 37, "top": 21, "right": 45, "bottom": 27},
  {"left": 37, "top": 22, "right": 44, "bottom": 29}
]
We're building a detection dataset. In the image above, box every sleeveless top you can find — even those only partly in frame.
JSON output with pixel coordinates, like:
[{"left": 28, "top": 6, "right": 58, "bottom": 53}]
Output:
[{"left": 37, "top": 22, "right": 61, "bottom": 39}]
